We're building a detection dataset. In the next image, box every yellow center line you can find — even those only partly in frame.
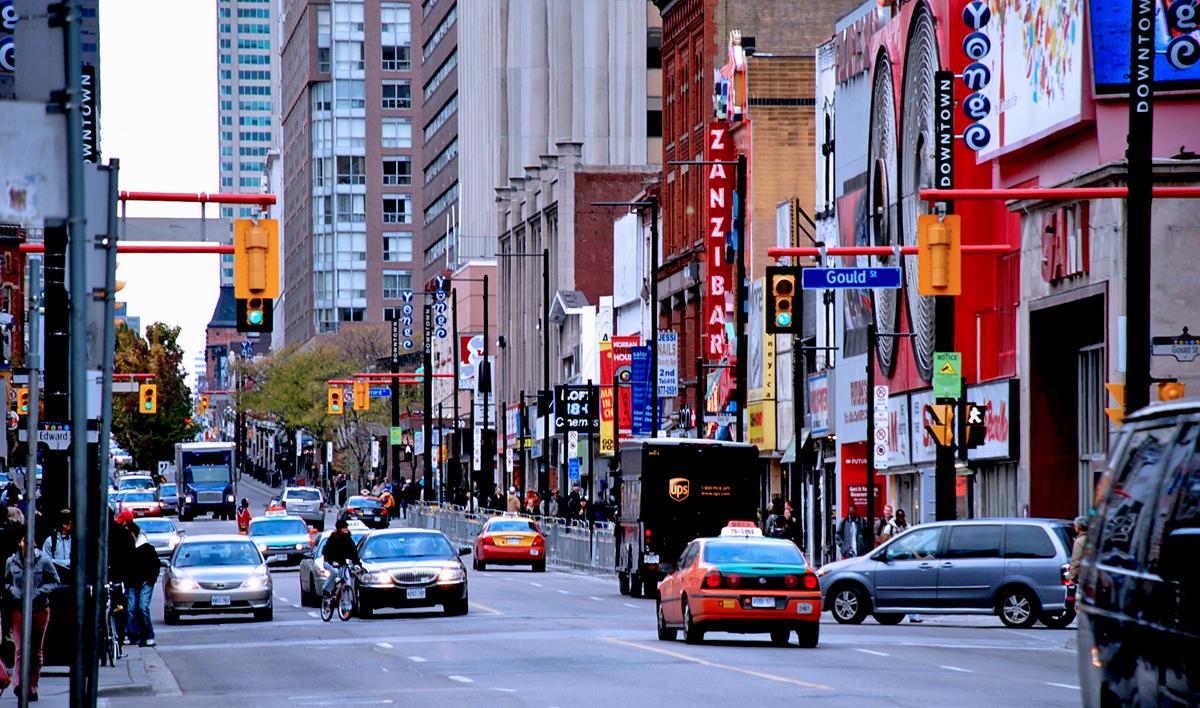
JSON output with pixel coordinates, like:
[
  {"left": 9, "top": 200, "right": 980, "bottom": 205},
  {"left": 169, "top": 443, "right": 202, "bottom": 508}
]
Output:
[
  {"left": 469, "top": 601, "right": 504, "bottom": 615},
  {"left": 602, "top": 637, "right": 832, "bottom": 690}
]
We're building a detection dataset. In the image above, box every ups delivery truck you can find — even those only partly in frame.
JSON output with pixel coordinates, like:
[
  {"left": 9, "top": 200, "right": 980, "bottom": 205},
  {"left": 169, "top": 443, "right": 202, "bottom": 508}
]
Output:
[
  {"left": 175, "top": 442, "right": 237, "bottom": 521},
  {"left": 613, "top": 439, "right": 760, "bottom": 597}
]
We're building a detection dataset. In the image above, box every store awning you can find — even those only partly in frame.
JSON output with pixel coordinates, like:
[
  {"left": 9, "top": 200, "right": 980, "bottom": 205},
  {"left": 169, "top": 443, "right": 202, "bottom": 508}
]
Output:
[{"left": 780, "top": 428, "right": 809, "bottom": 465}]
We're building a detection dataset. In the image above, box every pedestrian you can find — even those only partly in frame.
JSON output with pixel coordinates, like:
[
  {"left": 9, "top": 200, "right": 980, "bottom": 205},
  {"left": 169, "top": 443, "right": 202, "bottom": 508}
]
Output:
[
  {"left": 887, "top": 508, "right": 910, "bottom": 538},
  {"left": 836, "top": 504, "right": 867, "bottom": 559},
  {"left": 1066, "top": 515, "right": 1088, "bottom": 583},
  {"left": 4, "top": 524, "right": 59, "bottom": 701},
  {"left": 548, "top": 494, "right": 559, "bottom": 518},
  {"left": 237, "top": 498, "right": 252, "bottom": 534},
  {"left": 783, "top": 500, "right": 803, "bottom": 548},
  {"left": 40, "top": 509, "right": 71, "bottom": 569},
  {"left": 875, "top": 504, "right": 895, "bottom": 547},
  {"left": 124, "top": 522, "right": 161, "bottom": 647},
  {"left": 577, "top": 498, "right": 590, "bottom": 522},
  {"left": 566, "top": 484, "right": 581, "bottom": 519},
  {"left": 764, "top": 497, "right": 788, "bottom": 538},
  {"left": 506, "top": 487, "right": 521, "bottom": 513}
]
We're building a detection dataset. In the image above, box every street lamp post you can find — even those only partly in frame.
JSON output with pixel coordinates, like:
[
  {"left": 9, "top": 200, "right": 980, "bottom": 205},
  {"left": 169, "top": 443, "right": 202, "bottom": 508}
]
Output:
[{"left": 497, "top": 249, "right": 550, "bottom": 498}]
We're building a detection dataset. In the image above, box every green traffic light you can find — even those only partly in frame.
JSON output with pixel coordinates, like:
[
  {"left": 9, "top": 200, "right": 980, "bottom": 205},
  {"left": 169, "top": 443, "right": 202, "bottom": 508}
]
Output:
[
  {"left": 247, "top": 309, "right": 264, "bottom": 326},
  {"left": 776, "top": 312, "right": 792, "bottom": 327}
]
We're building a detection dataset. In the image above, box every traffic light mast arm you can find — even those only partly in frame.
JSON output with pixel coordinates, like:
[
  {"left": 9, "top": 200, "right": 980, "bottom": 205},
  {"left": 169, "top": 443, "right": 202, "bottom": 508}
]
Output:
[{"left": 766, "top": 244, "right": 1011, "bottom": 258}]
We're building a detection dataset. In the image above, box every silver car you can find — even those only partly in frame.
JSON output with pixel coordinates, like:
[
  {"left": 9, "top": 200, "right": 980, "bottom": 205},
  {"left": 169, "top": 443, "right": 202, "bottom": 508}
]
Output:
[
  {"left": 281, "top": 486, "right": 326, "bottom": 530},
  {"left": 137, "top": 518, "right": 184, "bottom": 559},
  {"left": 816, "top": 519, "right": 1076, "bottom": 628},
  {"left": 163, "top": 534, "right": 273, "bottom": 623}
]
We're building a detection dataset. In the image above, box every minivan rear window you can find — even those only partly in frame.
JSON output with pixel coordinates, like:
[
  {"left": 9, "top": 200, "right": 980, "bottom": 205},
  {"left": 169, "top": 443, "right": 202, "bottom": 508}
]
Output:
[{"left": 1005, "top": 525, "right": 1056, "bottom": 559}]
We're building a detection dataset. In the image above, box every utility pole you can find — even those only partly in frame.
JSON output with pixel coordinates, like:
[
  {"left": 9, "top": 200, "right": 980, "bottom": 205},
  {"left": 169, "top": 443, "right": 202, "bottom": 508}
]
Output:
[
  {"left": 423, "top": 302, "right": 433, "bottom": 496},
  {"left": 391, "top": 317, "right": 401, "bottom": 484},
  {"left": 695, "top": 355, "right": 706, "bottom": 437},
  {"left": 20, "top": 259, "right": 41, "bottom": 708},
  {"left": 734, "top": 155, "right": 748, "bottom": 442},
  {"left": 451, "top": 288, "right": 461, "bottom": 486},
  {"left": 542, "top": 248, "right": 550, "bottom": 497},
  {"left": 481, "top": 274, "right": 493, "bottom": 490},
  {"left": 1125, "top": 0, "right": 1154, "bottom": 414},
  {"left": 865, "top": 323, "right": 878, "bottom": 547},
  {"left": 649, "top": 199, "right": 660, "bottom": 435}
]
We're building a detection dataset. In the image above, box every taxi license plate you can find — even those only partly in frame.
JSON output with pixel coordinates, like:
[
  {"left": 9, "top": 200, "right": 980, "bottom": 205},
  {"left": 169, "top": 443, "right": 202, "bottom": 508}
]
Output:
[
  {"left": 211, "top": 595, "right": 231, "bottom": 607},
  {"left": 530, "top": 548, "right": 540, "bottom": 556},
  {"left": 269, "top": 554, "right": 287, "bottom": 563},
  {"left": 796, "top": 602, "right": 814, "bottom": 614},
  {"left": 751, "top": 596, "right": 776, "bottom": 609},
  {"left": 406, "top": 588, "right": 426, "bottom": 600},
  {"left": 506, "top": 537, "right": 520, "bottom": 545}
]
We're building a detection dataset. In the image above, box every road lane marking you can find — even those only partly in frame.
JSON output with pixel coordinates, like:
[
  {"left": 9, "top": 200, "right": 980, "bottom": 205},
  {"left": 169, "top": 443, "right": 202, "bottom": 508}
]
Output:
[
  {"left": 292, "top": 604, "right": 301, "bottom": 609},
  {"left": 940, "top": 666, "right": 973, "bottom": 673},
  {"left": 556, "top": 589, "right": 570, "bottom": 595},
  {"left": 493, "top": 688, "right": 516, "bottom": 693},
  {"left": 529, "top": 582, "right": 544, "bottom": 587},
  {"left": 603, "top": 637, "right": 831, "bottom": 690},
  {"left": 447, "top": 675, "right": 473, "bottom": 684},
  {"left": 307, "top": 612, "right": 319, "bottom": 619},
  {"left": 588, "top": 596, "right": 603, "bottom": 601},
  {"left": 1045, "top": 683, "right": 1080, "bottom": 690},
  {"left": 409, "top": 656, "right": 426, "bottom": 663},
  {"left": 377, "top": 642, "right": 393, "bottom": 649},
  {"left": 622, "top": 603, "right": 638, "bottom": 609},
  {"left": 855, "top": 649, "right": 890, "bottom": 657},
  {"left": 469, "top": 601, "right": 503, "bottom": 615}
]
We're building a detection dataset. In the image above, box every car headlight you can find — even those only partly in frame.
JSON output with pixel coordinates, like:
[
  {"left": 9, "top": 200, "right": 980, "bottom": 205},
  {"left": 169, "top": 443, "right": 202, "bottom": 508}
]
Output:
[
  {"left": 295, "top": 543, "right": 305, "bottom": 550},
  {"left": 257, "top": 543, "right": 268, "bottom": 553},
  {"left": 365, "top": 571, "right": 393, "bottom": 585},
  {"left": 227, "top": 494, "right": 235, "bottom": 503},
  {"left": 184, "top": 495, "right": 193, "bottom": 503},
  {"left": 816, "top": 567, "right": 829, "bottom": 577},
  {"left": 243, "top": 572, "right": 270, "bottom": 589},
  {"left": 436, "top": 567, "right": 465, "bottom": 584},
  {"left": 170, "top": 572, "right": 199, "bottom": 591}
]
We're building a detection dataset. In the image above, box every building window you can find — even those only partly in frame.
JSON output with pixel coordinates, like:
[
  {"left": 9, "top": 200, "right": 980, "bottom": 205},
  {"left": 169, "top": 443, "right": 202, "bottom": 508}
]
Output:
[
  {"left": 383, "top": 233, "right": 413, "bottom": 262},
  {"left": 423, "top": 137, "right": 457, "bottom": 184},
  {"left": 241, "top": 146, "right": 270, "bottom": 156},
  {"left": 383, "top": 307, "right": 402, "bottom": 321},
  {"left": 336, "top": 156, "right": 366, "bottom": 185},
  {"left": 239, "top": 38, "right": 270, "bottom": 50},
  {"left": 238, "top": 115, "right": 272, "bottom": 127},
  {"left": 239, "top": 54, "right": 270, "bottom": 65},
  {"left": 382, "top": 156, "right": 411, "bottom": 186},
  {"left": 423, "top": 50, "right": 457, "bottom": 101},
  {"left": 238, "top": 85, "right": 271, "bottom": 96},
  {"left": 423, "top": 181, "right": 458, "bottom": 225},
  {"left": 647, "top": 109, "right": 663, "bottom": 138},
  {"left": 219, "top": 54, "right": 232, "bottom": 65},
  {"left": 221, "top": 176, "right": 234, "bottom": 188},
  {"left": 221, "top": 161, "right": 234, "bottom": 173},
  {"left": 381, "top": 117, "right": 412, "bottom": 148},
  {"left": 220, "top": 116, "right": 233, "bottom": 126},
  {"left": 381, "top": 3, "right": 410, "bottom": 47},
  {"left": 383, "top": 195, "right": 412, "bottom": 224},
  {"left": 423, "top": 93, "right": 457, "bottom": 143},
  {"left": 382, "top": 270, "right": 413, "bottom": 300},
  {"left": 339, "top": 308, "right": 365, "bottom": 322},
  {"left": 317, "top": 6, "right": 331, "bottom": 72},
  {"left": 335, "top": 118, "right": 365, "bottom": 150},
  {"left": 313, "top": 157, "right": 331, "bottom": 188},
  {"left": 382, "top": 45, "right": 410, "bottom": 71},
  {"left": 236, "top": 23, "right": 270, "bottom": 34},
  {"left": 220, "top": 38, "right": 231, "bottom": 49},
  {"left": 313, "top": 195, "right": 333, "bottom": 225},
  {"left": 382, "top": 80, "right": 411, "bottom": 110},
  {"left": 219, "top": 100, "right": 233, "bottom": 111},
  {"left": 336, "top": 194, "right": 366, "bottom": 223},
  {"left": 219, "top": 69, "right": 232, "bottom": 80},
  {"left": 335, "top": 40, "right": 364, "bottom": 73},
  {"left": 334, "top": 1, "right": 364, "bottom": 34},
  {"left": 221, "top": 145, "right": 233, "bottom": 157},
  {"left": 237, "top": 69, "right": 270, "bottom": 81},
  {"left": 239, "top": 161, "right": 264, "bottom": 172},
  {"left": 220, "top": 84, "right": 232, "bottom": 96},
  {"left": 238, "top": 131, "right": 272, "bottom": 142},
  {"left": 311, "top": 81, "right": 331, "bottom": 111},
  {"left": 421, "top": 4, "right": 456, "bottom": 62},
  {"left": 239, "top": 176, "right": 260, "bottom": 188},
  {"left": 335, "top": 80, "right": 365, "bottom": 111},
  {"left": 239, "top": 100, "right": 271, "bottom": 112},
  {"left": 647, "top": 28, "right": 662, "bottom": 69}
]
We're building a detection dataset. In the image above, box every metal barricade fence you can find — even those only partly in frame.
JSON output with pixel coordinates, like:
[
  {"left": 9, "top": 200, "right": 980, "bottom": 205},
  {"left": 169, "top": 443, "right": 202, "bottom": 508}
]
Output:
[{"left": 406, "top": 504, "right": 614, "bottom": 574}]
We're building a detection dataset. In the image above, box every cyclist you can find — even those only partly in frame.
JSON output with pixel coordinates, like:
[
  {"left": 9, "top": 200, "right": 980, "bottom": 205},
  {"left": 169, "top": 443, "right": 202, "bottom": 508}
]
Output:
[{"left": 321, "top": 519, "right": 361, "bottom": 598}]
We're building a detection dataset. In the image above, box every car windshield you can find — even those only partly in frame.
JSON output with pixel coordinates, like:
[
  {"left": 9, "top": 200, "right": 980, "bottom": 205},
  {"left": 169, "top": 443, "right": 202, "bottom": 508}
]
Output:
[
  {"left": 175, "top": 541, "right": 261, "bottom": 568},
  {"left": 139, "top": 519, "right": 176, "bottom": 534},
  {"left": 487, "top": 520, "right": 537, "bottom": 533},
  {"left": 118, "top": 477, "right": 153, "bottom": 490},
  {"left": 187, "top": 465, "right": 229, "bottom": 484},
  {"left": 347, "top": 497, "right": 382, "bottom": 508},
  {"left": 285, "top": 489, "right": 321, "bottom": 501},
  {"left": 159, "top": 484, "right": 176, "bottom": 495},
  {"left": 123, "top": 492, "right": 156, "bottom": 503},
  {"left": 249, "top": 519, "right": 308, "bottom": 537},
  {"left": 702, "top": 540, "right": 807, "bottom": 566},
  {"left": 360, "top": 533, "right": 454, "bottom": 561}
]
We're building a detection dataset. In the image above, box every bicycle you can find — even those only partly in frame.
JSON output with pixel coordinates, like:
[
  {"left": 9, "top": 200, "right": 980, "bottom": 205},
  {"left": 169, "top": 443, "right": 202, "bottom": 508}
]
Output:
[
  {"left": 99, "top": 582, "right": 126, "bottom": 667},
  {"left": 320, "top": 564, "right": 356, "bottom": 622}
]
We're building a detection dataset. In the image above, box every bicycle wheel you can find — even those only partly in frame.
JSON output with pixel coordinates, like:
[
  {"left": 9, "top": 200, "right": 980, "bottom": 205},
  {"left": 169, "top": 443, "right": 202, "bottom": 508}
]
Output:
[
  {"left": 320, "top": 587, "right": 336, "bottom": 622},
  {"left": 337, "top": 583, "right": 354, "bottom": 621}
]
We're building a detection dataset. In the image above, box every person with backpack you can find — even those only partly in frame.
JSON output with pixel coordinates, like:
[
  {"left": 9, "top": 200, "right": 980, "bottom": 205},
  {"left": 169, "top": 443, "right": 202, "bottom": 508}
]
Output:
[
  {"left": 764, "top": 497, "right": 789, "bottom": 538},
  {"left": 40, "top": 509, "right": 71, "bottom": 570}
]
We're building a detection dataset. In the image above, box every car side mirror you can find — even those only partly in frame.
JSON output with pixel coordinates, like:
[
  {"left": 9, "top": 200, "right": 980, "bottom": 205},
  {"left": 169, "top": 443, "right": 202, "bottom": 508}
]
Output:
[
  {"left": 459, "top": 546, "right": 472, "bottom": 556},
  {"left": 1160, "top": 528, "right": 1200, "bottom": 585}
]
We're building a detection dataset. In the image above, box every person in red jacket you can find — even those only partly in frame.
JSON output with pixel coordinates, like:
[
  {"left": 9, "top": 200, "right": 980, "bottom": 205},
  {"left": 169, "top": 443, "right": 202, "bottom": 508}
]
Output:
[{"left": 236, "top": 498, "right": 252, "bottom": 534}]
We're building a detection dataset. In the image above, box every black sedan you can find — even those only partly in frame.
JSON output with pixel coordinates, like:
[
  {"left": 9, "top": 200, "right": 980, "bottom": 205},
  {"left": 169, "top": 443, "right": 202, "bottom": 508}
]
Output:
[
  {"left": 353, "top": 529, "right": 470, "bottom": 618},
  {"left": 339, "top": 496, "right": 389, "bottom": 529},
  {"left": 157, "top": 483, "right": 180, "bottom": 516}
]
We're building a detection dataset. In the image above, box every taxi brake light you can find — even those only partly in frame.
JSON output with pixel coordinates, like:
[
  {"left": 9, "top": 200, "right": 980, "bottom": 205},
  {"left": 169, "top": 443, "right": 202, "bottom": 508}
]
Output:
[
  {"left": 784, "top": 575, "right": 799, "bottom": 588},
  {"left": 532, "top": 535, "right": 545, "bottom": 546},
  {"left": 704, "top": 570, "right": 722, "bottom": 589},
  {"left": 725, "top": 574, "right": 741, "bottom": 588},
  {"left": 802, "top": 573, "right": 818, "bottom": 590}
]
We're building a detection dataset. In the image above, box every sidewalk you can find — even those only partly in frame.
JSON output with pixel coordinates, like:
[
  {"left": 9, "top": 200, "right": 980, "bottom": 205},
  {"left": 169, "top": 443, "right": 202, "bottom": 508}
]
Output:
[{"left": 32, "top": 644, "right": 180, "bottom": 702}]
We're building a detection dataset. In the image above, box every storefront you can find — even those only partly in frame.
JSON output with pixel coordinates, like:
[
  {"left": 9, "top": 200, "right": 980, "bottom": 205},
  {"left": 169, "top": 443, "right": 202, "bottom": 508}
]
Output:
[{"left": 965, "top": 379, "right": 1020, "bottom": 517}]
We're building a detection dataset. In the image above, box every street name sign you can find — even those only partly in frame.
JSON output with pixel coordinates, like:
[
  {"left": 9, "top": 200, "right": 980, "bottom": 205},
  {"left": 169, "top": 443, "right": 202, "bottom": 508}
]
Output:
[
  {"left": 1152, "top": 327, "right": 1200, "bottom": 362},
  {"left": 801, "top": 267, "right": 902, "bottom": 290}
]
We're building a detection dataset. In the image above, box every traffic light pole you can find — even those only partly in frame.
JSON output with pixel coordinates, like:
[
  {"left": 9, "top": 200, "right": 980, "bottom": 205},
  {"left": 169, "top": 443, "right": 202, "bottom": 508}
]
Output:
[
  {"left": 1125, "top": 0, "right": 1154, "bottom": 415},
  {"left": 482, "top": 274, "right": 493, "bottom": 491},
  {"left": 391, "top": 318, "right": 401, "bottom": 485},
  {"left": 423, "top": 302, "right": 434, "bottom": 498},
  {"left": 451, "top": 288, "right": 461, "bottom": 487},
  {"left": 734, "top": 155, "right": 748, "bottom": 443}
]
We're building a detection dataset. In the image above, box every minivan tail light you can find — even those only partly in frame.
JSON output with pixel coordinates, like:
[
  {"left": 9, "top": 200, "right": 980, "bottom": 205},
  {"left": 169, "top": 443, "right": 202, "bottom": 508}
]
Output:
[
  {"left": 1060, "top": 563, "right": 1071, "bottom": 585},
  {"left": 704, "top": 570, "right": 722, "bottom": 588}
]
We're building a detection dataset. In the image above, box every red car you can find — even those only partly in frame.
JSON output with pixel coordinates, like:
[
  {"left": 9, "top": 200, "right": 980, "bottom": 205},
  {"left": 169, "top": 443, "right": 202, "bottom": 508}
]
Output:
[
  {"left": 656, "top": 524, "right": 822, "bottom": 647},
  {"left": 117, "top": 491, "right": 164, "bottom": 518},
  {"left": 473, "top": 515, "right": 546, "bottom": 572}
]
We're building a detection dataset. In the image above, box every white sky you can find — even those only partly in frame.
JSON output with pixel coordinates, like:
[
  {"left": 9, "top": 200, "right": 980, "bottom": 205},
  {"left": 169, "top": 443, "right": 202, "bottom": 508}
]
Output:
[{"left": 98, "top": 0, "right": 220, "bottom": 384}]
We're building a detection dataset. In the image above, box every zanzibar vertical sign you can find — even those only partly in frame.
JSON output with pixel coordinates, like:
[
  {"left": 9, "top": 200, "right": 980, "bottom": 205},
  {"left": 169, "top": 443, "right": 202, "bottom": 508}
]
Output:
[
  {"left": 934, "top": 70, "right": 954, "bottom": 190},
  {"left": 704, "top": 122, "right": 734, "bottom": 363},
  {"left": 81, "top": 63, "right": 99, "bottom": 163}
]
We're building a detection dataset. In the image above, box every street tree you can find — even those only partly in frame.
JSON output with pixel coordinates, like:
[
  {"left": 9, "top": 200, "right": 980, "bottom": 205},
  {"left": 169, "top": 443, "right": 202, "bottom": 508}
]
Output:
[{"left": 112, "top": 322, "right": 200, "bottom": 468}]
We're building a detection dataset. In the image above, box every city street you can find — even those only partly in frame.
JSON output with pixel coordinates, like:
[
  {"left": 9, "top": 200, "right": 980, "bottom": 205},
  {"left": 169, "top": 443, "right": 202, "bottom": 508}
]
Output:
[{"left": 104, "top": 479, "right": 1082, "bottom": 707}]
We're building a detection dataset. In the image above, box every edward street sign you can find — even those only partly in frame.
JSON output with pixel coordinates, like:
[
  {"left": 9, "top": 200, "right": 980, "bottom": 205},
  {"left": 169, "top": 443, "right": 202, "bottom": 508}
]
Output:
[{"left": 801, "top": 267, "right": 902, "bottom": 290}]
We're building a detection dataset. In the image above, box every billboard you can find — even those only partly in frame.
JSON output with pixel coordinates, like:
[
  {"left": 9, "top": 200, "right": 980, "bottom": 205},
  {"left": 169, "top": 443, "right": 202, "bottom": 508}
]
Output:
[{"left": 1091, "top": 0, "right": 1200, "bottom": 95}]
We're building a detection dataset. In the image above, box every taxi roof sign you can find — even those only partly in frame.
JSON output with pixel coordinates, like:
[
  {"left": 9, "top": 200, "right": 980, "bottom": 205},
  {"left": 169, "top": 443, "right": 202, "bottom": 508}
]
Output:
[{"left": 720, "top": 521, "right": 763, "bottom": 537}]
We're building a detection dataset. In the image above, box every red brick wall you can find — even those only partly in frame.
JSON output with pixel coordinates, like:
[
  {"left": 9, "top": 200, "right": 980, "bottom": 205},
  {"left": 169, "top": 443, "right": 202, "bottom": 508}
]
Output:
[{"left": 573, "top": 171, "right": 655, "bottom": 306}]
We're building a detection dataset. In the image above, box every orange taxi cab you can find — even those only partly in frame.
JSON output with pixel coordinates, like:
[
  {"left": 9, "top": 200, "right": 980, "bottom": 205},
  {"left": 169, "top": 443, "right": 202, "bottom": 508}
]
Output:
[
  {"left": 656, "top": 521, "right": 822, "bottom": 647},
  {"left": 473, "top": 514, "right": 546, "bottom": 572}
]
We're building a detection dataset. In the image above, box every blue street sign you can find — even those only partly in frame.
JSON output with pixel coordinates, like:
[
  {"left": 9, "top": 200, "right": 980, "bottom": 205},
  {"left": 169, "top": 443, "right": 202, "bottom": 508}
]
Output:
[
  {"left": 369, "top": 387, "right": 391, "bottom": 398},
  {"left": 401, "top": 291, "right": 413, "bottom": 303},
  {"left": 402, "top": 327, "right": 414, "bottom": 337},
  {"left": 400, "top": 316, "right": 413, "bottom": 325},
  {"left": 800, "top": 267, "right": 902, "bottom": 290},
  {"left": 402, "top": 304, "right": 413, "bottom": 315},
  {"left": 568, "top": 457, "right": 580, "bottom": 483},
  {"left": 403, "top": 339, "right": 414, "bottom": 349}
]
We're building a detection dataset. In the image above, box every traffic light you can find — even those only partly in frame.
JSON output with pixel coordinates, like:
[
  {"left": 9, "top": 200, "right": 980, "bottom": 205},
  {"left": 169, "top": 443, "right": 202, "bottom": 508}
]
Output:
[
  {"left": 917, "top": 214, "right": 962, "bottom": 296},
  {"left": 234, "top": 218, "right": 280, "bottom": 299},
  {"left": 199, "top": 395, "right": 210, "bottom": 414},
  {"left": 138, "top": 383, "right": 158, "bottom": 415},
  {"left": 327, "top": 386, "right": 344, "bottom": 415},
  {"left": 236, "top": 297, "right": 274, "bottom": 333},
  {"left": 765, "top": 266, "right": 802, "bottom": 334},
  {"left": 1105, "top": 383, "right": 1125, "bottom": 427},
  {"left": 1158, "top": 381, "right": 1186, "bottom": 401},
  {"left": 16, "top": 387, "right": 29, "bottom": 415},
  {"left": 923, "top": 403, "right": 955, "bottom": 447},
  {"left": 353, "top": 380, "right": 370, "bottom": 411}
]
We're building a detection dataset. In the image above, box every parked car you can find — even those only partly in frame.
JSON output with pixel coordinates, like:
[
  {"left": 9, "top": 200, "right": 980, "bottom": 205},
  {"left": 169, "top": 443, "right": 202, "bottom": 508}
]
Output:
[
  {"left": 163, "top": 534, "right": 272, "bottom": 623},
  {"left": 1078, "top": 400, "right": 1200, "bottom": 707},
  {"left": 352, "top": 529, "right": 470, "bottom": 618},
  {"left": 817, "top": 518, "right": 1076, "bottom": 628},
  {"left": 281, "top": 486, "right": 327, "bottom": 530},
  {"left": 157, "top": 483, "right": 180, "bottom": 516}
]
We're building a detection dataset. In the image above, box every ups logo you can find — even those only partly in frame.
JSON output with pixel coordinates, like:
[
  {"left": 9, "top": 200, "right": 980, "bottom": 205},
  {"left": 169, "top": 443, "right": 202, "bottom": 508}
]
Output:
[{"left": 668, "top": 477, "right": 690, "bottom": 502}]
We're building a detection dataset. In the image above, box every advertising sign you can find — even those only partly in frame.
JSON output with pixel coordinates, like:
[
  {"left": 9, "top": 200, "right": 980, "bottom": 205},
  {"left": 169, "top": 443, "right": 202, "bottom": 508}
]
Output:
[
  {"left": 459, "top": 334, "right": 483, "bottom": 389},
  {"left": 835, "top": 353, "right": 868, "bottom": 443},
  {"left": 657, "top": 331, "right": 679, "bottom": 397},
  {"left": 910, "top": 389, "right": 937, "bottom": 464},
  {"left": 554, "top": 385, "right": 599, "bottom": 433},
  {"left": 703, "top": 122, "right": 735, "bottom": 363},
  {"left": 1091, "top": 0, "right": 1200, "bottom": 95},
  {"left": 631, "top": 345, "right": 652, "bottom": 437},
  {"left": 840, "top": 441, "right": 886, "bottom": 519},
  {"left": 808, "top": 372, "right": 830, "bottom": 437},
  {"left": 599, "top": 339, "right": 615, "bottom": 455}
]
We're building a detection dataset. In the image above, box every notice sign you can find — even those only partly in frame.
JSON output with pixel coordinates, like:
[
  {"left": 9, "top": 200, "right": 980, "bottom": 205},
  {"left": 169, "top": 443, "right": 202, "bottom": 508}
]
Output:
[
  {"left": 933, "top": 352, "right": 962, "bottom": 399},
  {"left": 872, "top": 385, "right": 889, "bottom": 470}
]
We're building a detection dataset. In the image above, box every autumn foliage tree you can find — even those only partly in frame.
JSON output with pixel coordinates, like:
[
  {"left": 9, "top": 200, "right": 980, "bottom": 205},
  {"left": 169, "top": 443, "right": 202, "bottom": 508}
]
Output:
[{"left": 112, "top": 322, "right": 200, "bottom": 468}]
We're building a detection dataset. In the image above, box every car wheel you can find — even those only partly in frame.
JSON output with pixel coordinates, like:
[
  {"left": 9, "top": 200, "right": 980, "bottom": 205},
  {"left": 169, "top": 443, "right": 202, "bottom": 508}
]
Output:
[
  {"left": 1038, "top": 609, "right": 1076, "bottom": 629},
  {"left": 656, "top": 600, "right": 677, "bottom": 641},
  {"left": 629, "top": 574, "right": 644, "bottom": 598},
  {"left": 533, "top": 561, "right": 546, "bottom": 573},
  {"left": 872, "top": 612, "right": 906, "bottom": 625},
  {"left": 796, "top": 622, "right": 820, "bottom": 648},
  {"left": 444, "top": 598, "right": 469, "bottom": 616},
  {"left": 357, "top": 598, "right": 374, "bottom": 619},
  {"left": 770, "top": 629, "right": 792, "bottom": 647},
  {"left": 618, "top": 572, "right": 631, "bottom": 596},
  {"left": 254, "top": 606, "right": 273, "bottom": 622},
  {"left": 997, "top": 587, "right": 1039, "bottom": 628},
  {"left": 163, "top": 608, "right": 180, "bottom": 625},
  {"left": 681, "top": 598, "right": 703, "bottom": 645},
  {"left": 831, "top": 584, "right": 869, "bottom": 624}
]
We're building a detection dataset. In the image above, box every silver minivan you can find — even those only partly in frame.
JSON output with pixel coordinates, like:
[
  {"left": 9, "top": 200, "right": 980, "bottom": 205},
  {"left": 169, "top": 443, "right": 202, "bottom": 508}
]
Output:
[{"left": 816, "top": 519, "right": 1076, "bottom": 628}]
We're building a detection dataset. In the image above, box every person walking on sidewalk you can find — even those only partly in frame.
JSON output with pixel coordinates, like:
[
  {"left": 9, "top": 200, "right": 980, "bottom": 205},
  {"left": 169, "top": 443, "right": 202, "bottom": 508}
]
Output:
[
  {"left": 4, "top": 524, "right": 60, "bottom": 701},
  {"left": 124, "top": 523, "right": 162, "bottom": 647}
]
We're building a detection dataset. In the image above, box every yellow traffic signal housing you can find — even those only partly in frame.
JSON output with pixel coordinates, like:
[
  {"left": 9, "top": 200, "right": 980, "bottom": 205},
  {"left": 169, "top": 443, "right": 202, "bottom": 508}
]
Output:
[
  {"left": 200, "top": 394, "right": 210, "bottom": 414},
  {"left": 1105, "top": 382, "right": 1125, "bottom": 426},
  {"left": 328, "top": 386, "right": 344, "bottom": 415},
  {"left": 917, "top": 214, "right": 962, "bottom": 296},
  {"left": 765, "top": 266, "right": 801, "bottom": 334},
  {"left": 1158, "top": 381, "right": 1186, "bottom": 401},
  {"left": 16, "top": 387, "right": 29, "bottom": 415},
  {"left": 923, "top": 403, "right": 955, "bottom": 447},
  {"left": 234, "top": 218, "right": 281, "bottom": 299},
  {"left": 353, "top": 380, "right": 370, "bottom": 411},
  {"left": 139, "top": 383, "right": 158, "bottom": 415}
]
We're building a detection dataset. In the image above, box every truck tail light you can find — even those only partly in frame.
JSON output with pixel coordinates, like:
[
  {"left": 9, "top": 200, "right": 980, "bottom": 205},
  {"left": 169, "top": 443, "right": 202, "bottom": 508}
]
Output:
[{"left": 704, "top": 570, "right": 723, "bottom": 589}]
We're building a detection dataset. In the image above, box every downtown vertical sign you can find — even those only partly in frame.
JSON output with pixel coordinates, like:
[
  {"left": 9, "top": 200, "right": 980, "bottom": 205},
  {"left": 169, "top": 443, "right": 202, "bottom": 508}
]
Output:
[{"left": 704, "top": 122, "right": 734, "bottom": 365}]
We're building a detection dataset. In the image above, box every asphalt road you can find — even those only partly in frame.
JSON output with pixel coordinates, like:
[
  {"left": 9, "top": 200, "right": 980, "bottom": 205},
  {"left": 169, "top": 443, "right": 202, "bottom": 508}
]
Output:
[{"left": 112, "top": 479, "right": 1082, "bottom": 707}]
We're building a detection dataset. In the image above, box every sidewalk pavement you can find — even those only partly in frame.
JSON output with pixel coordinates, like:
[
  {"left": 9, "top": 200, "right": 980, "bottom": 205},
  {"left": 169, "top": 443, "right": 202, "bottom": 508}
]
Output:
[{"left": 32, "top": 644, "right": 180, "bottom": 703}]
